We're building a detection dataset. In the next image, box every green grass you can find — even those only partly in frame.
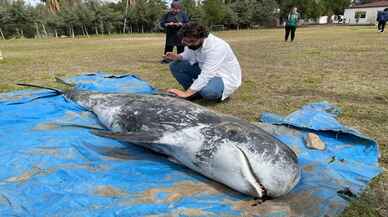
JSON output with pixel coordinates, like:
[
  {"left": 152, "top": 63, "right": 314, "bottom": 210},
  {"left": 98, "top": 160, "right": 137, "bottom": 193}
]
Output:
[{"left": 1, "top": 26, "right": 387, "bottom": 216}]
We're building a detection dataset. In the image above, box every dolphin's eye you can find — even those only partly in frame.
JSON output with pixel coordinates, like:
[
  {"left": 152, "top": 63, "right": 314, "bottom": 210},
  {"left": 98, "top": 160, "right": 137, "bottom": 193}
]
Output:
[{"left": 228, "top": 130, "right": 238, "bottom": 136}]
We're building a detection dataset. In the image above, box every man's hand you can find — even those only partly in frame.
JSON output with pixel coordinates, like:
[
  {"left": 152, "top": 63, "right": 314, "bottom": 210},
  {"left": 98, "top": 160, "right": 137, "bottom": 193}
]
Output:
[
  {"left": 166, "top": 22, "right": 176, "bottom": 27},
  {"left": 163, "top": 52, "right": 180, "bottom": 61},
  {"left": 167, "top": 88, "right": 195, "bottom": 98}
]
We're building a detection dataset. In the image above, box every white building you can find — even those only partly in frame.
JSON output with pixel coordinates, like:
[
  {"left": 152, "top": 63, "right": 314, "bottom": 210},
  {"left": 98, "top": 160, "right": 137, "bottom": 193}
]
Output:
[{"left": 344, "top": 1, "right": 388, "bottom": 24}]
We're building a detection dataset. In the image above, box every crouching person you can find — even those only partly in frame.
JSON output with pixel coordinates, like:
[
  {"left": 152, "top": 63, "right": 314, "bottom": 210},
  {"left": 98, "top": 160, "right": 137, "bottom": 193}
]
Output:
[{"left": 164, "top": 22, "right": 242, "bottom": 102}]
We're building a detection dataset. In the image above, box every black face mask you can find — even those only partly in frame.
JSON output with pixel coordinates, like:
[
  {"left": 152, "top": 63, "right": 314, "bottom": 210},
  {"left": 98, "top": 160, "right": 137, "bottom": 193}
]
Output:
[{"left": 188, "top": 41, "right": 203, "bottom": 50}]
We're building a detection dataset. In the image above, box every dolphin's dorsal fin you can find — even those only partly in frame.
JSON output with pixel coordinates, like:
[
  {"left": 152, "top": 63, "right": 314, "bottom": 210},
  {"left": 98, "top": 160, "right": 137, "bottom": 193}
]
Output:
[{"left": 55, "top": 77, "right": 75, "bottom": 87}]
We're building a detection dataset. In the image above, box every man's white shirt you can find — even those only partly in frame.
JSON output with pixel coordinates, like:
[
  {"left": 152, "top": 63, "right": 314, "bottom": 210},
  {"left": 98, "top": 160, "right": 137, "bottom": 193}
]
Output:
[{"left": 179, "top": 33, "right": 242, "bottom": 100}]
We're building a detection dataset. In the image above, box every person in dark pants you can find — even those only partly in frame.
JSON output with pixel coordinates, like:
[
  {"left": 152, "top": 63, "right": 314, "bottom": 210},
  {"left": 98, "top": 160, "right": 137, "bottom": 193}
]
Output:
[
  {"left": 284, "top": 7, "right": 299, "bottom": 42},
  {"left": 377, "top": 8, "right": 388, "bottom": 32},
  {"left": 159, "top": 1, "right": 189, "bottom": 64}
]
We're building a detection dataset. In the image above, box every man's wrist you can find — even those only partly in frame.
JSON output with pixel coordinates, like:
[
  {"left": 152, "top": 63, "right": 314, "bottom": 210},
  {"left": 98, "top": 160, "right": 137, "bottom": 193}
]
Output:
[{"left": 185, "top": 89, "right": 195, "bottom": 97}]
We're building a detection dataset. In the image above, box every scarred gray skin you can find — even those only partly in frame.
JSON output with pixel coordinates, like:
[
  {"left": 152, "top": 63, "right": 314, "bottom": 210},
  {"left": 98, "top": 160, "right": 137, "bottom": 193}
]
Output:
[{"left": 65, "top": 89, "right": 301, "bottom": 198}]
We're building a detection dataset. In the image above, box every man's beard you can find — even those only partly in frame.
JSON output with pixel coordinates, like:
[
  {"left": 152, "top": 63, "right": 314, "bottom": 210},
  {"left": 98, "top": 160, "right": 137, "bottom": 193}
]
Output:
[{"left": 188, "top": 43, "right": 202, "bottom": 50}]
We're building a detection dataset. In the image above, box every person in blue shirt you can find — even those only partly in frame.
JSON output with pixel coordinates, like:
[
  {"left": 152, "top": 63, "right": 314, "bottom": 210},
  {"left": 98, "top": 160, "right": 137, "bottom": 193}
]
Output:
[{"left": 159, "top": 1, "right": 189, "bottom": 64}]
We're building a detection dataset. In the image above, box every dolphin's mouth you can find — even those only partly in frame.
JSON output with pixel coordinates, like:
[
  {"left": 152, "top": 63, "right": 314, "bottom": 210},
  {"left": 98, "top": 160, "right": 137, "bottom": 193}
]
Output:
[{"left": 234, "top": 145, "right": 268, "bottom": 198}]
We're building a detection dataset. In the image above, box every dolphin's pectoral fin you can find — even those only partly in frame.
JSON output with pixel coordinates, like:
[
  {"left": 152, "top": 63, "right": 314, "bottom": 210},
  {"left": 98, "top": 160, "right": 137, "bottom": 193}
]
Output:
[
  {"left": 91, "top": 129, "right": 161, "bottom": 144},
  {"left": 91, "top": 129, "right": 173, "bottom": 155}
]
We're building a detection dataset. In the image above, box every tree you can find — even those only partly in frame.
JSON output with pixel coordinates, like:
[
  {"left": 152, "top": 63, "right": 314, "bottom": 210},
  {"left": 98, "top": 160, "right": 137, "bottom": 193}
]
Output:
[
  {"left": 202, "top": 0, "right": 227, "bottom": 26},
  {"left": 223, "top": 3, "right": 238, "bottom": 28},
  {"left": 2, "top": 1, "right": 36, "bottom": 38},
  {"left": 144, "top": 0, "right": 166, "bottom": 32},
  {"left": 229, "top": 0, "right": 254, "bottom": 29},
  {"left": 251, "top": 0, "right": 279, "bottom": 26}
]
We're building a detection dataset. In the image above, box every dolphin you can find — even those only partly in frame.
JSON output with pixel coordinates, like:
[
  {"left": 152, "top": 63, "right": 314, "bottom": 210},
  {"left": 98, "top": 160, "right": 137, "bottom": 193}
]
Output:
[{"left": 17, "top": 83, "right": 301, "bottom": 198}]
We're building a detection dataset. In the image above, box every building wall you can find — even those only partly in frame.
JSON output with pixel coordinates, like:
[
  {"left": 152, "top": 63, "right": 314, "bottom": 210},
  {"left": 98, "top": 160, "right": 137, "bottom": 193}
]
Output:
[{"left": 344, "top": 7, "right": 387, "bottom": 24}]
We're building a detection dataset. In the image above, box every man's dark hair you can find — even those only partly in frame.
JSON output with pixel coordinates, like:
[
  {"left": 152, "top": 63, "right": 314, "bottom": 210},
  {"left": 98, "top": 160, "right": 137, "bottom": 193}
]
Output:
[
  {"left": 384, "top": 8, "right": 388, "bottom": 11},
  {"left": 178, "top": 22, "right": 209, "bottom": 39},
  {"left": 171, "top": 1, "right": 182, "bottom": 9}
]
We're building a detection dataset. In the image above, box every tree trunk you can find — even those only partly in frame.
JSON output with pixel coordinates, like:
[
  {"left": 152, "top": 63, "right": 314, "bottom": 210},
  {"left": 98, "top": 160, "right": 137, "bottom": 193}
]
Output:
[
  {"left": 100, "top": 21, "right": 104, "bottom": 35},
  {"left": 81, "top": 25, "right": 86, "bottom": 36},
  {"left": 123, "top": 18, "right": 128, "bottom": 33},
  {"left": 41, "top": 23, "right": 48, "bottom": 38},
  {"left": 95, "top": 26, "right": 99, "bottom": 35},
  {"left": 71, "top": 25, "right": 75, "bottom": 38},
  {"left": 84, "top": 25, "right": 89, "bottom": 37},
  {"left": 123, "top": 0, "right": 129, "bottom": 33},
  {"left": 0, "top": 28, "right": 5, "bottom": 40},
  {"left": 35, "top": 23, "right": 41, "bottom": 38}
]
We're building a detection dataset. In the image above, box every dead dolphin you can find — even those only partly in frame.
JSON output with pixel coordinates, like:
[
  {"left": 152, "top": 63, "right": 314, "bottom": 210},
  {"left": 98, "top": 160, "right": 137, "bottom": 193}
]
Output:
[{"left": 17, "top": 83, "right": 301, "bottom": 198}]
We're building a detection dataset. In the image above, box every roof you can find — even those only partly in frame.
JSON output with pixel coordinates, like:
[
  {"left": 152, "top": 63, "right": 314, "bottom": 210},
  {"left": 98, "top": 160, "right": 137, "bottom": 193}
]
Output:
[{"left": 349, "top": 1, "right": 388, "bottom": 9}]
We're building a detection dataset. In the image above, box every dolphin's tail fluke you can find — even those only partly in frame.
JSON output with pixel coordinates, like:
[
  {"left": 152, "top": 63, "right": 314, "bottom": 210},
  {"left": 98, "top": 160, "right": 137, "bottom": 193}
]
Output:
[
  {"left": 17, "top": 77, "right": 75, "bottom": 95},
  {"left": 16, "top": 83, "right": 64, "bottom": 95}
]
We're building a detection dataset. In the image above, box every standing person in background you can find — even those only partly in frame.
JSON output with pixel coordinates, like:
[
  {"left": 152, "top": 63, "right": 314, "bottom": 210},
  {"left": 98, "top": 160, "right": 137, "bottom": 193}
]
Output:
[
  {"left": 284, "top": 7, "right": 299, "bottom": 42},
  {"left": 159, "top": 1, "right": 189, "bottom": 64},
  {"left": 377, "top": 8, "right": 388, "bottom": 33}
]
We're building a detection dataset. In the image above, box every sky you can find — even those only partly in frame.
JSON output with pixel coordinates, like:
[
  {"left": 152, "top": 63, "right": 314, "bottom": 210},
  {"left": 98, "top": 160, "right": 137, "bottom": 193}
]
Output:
[{"left": 26, "top": 0, "right": 40, "bottom": 6}]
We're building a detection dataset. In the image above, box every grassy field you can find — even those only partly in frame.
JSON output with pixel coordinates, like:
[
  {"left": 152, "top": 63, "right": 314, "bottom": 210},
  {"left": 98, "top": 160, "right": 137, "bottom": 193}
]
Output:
[{"left": 1, "top": 26, "right": 387, "bottom": 216}]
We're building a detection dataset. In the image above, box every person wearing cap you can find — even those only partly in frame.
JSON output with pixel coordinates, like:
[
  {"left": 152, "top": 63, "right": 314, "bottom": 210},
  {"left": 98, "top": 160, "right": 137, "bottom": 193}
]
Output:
[
  {"left": 159, "top": 1, "right": 189, "bottom": 64},
  {"left": 163, "top": 23, "right": 242, "bottom": 102}
]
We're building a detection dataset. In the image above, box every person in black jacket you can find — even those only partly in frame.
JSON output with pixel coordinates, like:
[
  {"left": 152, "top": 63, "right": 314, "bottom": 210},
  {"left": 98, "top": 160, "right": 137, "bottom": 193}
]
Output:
[
  {"left": 377, "top": 8, "right": 388, "bottom": 32},
  {"left": 159, "top": 1, "right": 189, "bottom": 64}
]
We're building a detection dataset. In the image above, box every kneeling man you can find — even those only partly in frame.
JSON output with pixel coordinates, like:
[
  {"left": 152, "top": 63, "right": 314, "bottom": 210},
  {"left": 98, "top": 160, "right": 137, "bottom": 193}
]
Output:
[{"left": 165, "top": 23, "right": 242, "bottom": 101}]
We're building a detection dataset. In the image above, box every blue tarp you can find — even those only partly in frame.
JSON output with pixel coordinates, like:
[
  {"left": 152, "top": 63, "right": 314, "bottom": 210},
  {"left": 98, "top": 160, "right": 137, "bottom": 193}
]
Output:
[{"left": 0, "top": 73, "right": 382, "bottom": 217}]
